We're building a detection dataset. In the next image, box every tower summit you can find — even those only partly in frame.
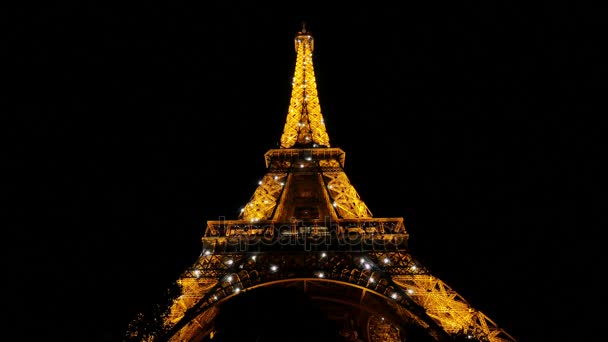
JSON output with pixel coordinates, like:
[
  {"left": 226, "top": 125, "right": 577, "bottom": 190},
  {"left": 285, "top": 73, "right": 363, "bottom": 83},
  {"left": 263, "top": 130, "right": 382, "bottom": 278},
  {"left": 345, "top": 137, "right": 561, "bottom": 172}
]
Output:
[
  {"left": 127, "top": 27, "right": 516, "bottom": 342},
  {"left": 280, "top": 23, "right": 330, "bottom": 148}
]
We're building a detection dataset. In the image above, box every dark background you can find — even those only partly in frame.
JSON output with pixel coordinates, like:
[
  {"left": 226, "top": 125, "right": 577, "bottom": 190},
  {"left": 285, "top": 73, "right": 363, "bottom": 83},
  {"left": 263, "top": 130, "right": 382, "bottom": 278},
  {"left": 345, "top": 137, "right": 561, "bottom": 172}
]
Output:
[{"left": 5, "top": 2, "right": 602, "bottom": 341}]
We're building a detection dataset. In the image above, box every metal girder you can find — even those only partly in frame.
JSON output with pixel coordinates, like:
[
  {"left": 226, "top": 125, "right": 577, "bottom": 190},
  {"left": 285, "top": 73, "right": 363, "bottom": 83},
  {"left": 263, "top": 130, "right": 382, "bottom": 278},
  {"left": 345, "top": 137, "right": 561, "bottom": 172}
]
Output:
[
  {"left": 239, "top": 172, "right": 287, "bottom": 222},
  {"left": 392, "top": 275, "right": 516, "bottom": 342},
  {"left": 323, "top": 171, "right": 373, "bottom": 218}
]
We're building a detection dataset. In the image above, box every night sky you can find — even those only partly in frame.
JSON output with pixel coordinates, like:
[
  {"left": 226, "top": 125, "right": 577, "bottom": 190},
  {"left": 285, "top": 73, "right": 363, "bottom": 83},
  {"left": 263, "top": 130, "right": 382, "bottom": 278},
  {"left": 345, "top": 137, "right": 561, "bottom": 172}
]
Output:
[{"left": 5, "top": 2, "right": 601, "bottom": 341}]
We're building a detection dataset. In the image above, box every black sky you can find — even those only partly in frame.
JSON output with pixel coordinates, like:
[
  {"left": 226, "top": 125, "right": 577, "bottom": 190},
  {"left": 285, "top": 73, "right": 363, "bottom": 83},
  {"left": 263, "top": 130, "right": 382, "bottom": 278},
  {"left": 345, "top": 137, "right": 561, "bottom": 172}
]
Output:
[{"left": 5, "top": 2, "right": 602, "bottom": 341}]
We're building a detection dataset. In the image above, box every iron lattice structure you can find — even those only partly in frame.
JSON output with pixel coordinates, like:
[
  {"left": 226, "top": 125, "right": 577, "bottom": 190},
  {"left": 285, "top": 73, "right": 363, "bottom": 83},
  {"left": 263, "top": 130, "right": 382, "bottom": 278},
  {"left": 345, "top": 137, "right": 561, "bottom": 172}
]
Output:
[{"left": 127, "top": 26, "right": 516, "bottom": 342}]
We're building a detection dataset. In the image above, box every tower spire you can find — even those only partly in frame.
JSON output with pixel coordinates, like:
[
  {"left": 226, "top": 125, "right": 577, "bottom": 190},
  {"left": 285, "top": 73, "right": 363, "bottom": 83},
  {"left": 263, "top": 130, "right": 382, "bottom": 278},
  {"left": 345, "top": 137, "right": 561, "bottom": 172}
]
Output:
[{"left": 280, "top": 26, "right": 330, "bottom": 148}]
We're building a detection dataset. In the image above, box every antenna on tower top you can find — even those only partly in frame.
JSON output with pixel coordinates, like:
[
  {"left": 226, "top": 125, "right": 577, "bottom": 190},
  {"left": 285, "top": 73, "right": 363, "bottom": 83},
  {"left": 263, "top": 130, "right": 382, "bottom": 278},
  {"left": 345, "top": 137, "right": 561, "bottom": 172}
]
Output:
[{"left": 301, "top": 21, "right": 307, "bottom": 33}]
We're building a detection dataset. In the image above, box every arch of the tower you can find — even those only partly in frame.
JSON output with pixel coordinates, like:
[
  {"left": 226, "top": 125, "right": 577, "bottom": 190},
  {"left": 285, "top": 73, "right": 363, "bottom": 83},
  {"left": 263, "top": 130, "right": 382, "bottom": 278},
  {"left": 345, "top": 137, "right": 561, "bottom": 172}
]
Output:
[
  {"left": 159, "top": 250, "right": 451, "bottom": 342},
  {"left": 156, "top": 242, "right": 515, "bottom": 342},
  {"left": 167, "top": 277, "right": 446, "bottom": 342}
]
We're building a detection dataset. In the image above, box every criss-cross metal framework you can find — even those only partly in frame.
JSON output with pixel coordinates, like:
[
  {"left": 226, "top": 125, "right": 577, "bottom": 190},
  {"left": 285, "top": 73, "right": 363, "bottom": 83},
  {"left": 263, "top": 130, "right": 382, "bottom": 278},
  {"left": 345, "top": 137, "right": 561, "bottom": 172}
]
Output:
[{"left": 126, "top": 26, "right": 516, "bottom": 342}]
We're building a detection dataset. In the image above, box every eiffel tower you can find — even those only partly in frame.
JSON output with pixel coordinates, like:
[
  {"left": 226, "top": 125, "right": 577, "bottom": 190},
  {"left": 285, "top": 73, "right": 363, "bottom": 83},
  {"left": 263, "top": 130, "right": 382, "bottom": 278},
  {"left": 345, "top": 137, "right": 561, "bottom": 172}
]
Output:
[{"left": 127, "top": 25, "right": 516, "bottom": 342}]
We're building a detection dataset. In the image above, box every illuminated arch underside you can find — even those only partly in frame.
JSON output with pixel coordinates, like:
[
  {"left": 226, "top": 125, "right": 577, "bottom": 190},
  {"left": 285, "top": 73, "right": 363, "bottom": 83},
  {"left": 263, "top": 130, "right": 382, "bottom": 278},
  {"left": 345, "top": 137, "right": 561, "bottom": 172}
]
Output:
[{"left": 168, "top": 278, "right": 444, "bottom": 342}]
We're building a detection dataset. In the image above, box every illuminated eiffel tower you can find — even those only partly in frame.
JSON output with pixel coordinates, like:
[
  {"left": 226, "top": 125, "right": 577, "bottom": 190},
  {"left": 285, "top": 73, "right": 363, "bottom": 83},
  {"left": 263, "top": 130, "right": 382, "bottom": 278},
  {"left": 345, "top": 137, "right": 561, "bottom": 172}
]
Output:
[{"left": 127, "top": 25, "right": 516, "bottom": 342}]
